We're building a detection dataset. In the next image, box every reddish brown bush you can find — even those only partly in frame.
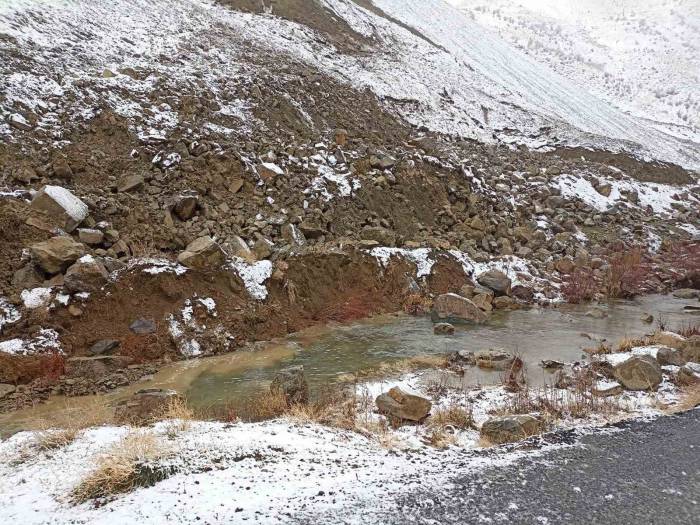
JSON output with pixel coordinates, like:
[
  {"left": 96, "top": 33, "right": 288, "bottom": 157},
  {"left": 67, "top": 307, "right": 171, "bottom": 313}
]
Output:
[
  {"left": 561, "top": 267, "right": 598, "bottom": 304},
  {"left": 604, "top": 245, "right": 652, "bottom": 298}
]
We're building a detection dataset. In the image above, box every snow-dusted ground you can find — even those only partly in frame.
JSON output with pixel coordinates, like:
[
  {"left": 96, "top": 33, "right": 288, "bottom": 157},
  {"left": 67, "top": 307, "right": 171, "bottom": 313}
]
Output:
[
  {"left": 0, "top": 355, "right": 692, "bottom": 524},
  {"left": 1, "top": 0, "right": 698, "bottom": 169},
  {"left": 448, "top": 0, "right": 700, "bottom": 143}
]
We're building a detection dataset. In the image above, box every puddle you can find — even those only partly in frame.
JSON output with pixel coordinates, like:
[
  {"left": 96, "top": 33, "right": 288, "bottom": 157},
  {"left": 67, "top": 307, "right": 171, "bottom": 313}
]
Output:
[{"left": 1, "top": 294, "right": 697, "bottom": 436}]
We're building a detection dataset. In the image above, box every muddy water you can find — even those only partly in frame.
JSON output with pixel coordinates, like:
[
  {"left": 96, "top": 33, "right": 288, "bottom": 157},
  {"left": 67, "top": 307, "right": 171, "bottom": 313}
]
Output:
[{"left": 1, "top": 294, "right": 697, "bottom": 435}]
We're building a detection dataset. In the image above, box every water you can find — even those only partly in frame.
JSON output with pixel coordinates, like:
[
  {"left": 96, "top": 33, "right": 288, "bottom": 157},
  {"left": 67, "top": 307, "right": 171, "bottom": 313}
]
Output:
[{"left": 1, "top": 294, "right": 697, "bottom": 435}]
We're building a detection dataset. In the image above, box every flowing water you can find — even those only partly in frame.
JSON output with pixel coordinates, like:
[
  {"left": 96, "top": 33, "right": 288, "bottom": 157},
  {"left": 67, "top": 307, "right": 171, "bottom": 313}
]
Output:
[{"left": 1, "top": 294, "right": 697, "bottom": 436}]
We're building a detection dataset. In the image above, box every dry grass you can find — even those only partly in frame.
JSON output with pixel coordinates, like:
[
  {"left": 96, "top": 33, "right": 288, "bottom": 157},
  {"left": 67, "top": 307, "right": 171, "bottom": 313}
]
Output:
[
  {"left": 70, "top": 431, "right": 171, "bottom": 504},
  {"left": 426, "top": 405, "right": 473, "bottom": 432},
  {"left": 157, "top": 397, "right": 195, "bottom": 437},
  {"left": 616, "top": 336, "right": 648, "bottom": 353},
  {"left": 31, "top": 399, "right": 114, "bottom": 452}
]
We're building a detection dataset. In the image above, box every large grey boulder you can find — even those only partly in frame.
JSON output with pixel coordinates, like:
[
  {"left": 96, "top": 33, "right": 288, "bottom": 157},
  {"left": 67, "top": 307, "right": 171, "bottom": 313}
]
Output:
[
  {"left": 476, "top": 270, "right": 512, "bottom": 296},
  {"left": 375, "top": 387, "right": 431, "bottom": 422},
  {"left": 177, "top": 236, "right": 226, "bottom": 270},
  {"left": 480, "top": 414, "right": 543, "bottom": 444},
  {"left": 30, "top": 185, "right": 88, "bottom": 232},
  {"left": 432, "top": 293, "right": 488, "bottom": 324},
  {"left": 31, "top": 236, "right": 86, "bottom": 275},
  {"left": 613, "top": 355, "right": 663, "bottom": 391},
  {"left": 270, "top": 365, "right": 309, "bottom": 405}
]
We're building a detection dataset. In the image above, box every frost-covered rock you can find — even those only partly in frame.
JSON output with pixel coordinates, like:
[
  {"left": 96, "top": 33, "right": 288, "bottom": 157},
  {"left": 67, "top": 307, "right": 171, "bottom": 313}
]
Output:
[
  {"left": 30, "top": 185, "right": 88, "bottom": 232},
  {"left": 64, "top": 256, "right": 110, "bottom": 293}
]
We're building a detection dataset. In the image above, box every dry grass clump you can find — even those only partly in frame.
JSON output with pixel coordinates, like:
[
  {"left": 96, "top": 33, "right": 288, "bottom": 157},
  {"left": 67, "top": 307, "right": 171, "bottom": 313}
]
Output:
[
  {"left": 70, "top": 431, "right": 171, "bottom": 504},
  {"left": 157, "top": 397, "right": 195, "bottom": 437},
  {"left": 616, "top": 336, "right": 648, "bottom": 353},
  {"left": 237, "top": 390, "right": 289, "bottom": 421},
  {"left": 427, "top": 405, "right": 473, "bottom": 432}
]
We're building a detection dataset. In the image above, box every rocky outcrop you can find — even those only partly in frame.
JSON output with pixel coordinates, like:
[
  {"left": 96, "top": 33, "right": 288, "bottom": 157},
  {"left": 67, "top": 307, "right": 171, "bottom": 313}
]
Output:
[
  {"left": 177, "top": 236, "right": 226, "bottom": 270},
  {"left": 114, "top": 388, "right": 182, "bottom": 423},
  {"left": 30, "top": 185, "right": 88, "bottom": 232},
  {"left": 30, "top": 236, "right": 86, "bottom": 275},
  {"left": 375, "top": 386, "right": 431, "bottom": 422},
  {"left": 480, "top": 414, "right": 543, "bottom": 444},
  {"left": 432, "top": 293, "right": 488, "bottom": 324},
  {"left": 270, "top": 365, "right": 309, "bottom": 405},
  {"left": 613, "top": 355, "right": 662, "bottom": 391}
]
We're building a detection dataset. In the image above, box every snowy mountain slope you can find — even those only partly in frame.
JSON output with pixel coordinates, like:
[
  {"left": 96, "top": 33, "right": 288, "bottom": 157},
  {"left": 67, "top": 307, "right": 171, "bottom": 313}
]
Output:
[
  {"left": 447, "top": 0, "right": 700, "bottom": 142},
  {"left": 1, "top": 0, "right": 698, "bottom": 170}
]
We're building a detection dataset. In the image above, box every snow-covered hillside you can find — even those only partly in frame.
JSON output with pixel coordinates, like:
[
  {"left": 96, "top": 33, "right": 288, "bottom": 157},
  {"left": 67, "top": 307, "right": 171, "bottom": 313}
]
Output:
[
  {"left": 448, "top": 0, "right": 700, "bottom": 143},
  {"left": 1, "top": 0, "right": 698, "bottom": 169}
]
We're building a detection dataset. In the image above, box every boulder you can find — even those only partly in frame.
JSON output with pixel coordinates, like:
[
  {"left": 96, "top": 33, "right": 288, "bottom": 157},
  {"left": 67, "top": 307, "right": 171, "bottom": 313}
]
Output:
[
  {"left": 511, "top": 285, "right": 534, "bottom": 302},
  {"left": 64, "top": 256, "right": 110, "bottom": 293},
  {"left": 375, "top": 386, "right": 431, "bottom": 422},
  {"left": 114, "top": 388, "right": 182, "bottom": 423},
  {"left": 476, "top": 270, "right": 511, "bottom": 296},
  {"left": 88, "top": 339, "right": 120, "bottom": 356},
  {"left": 253, "top": 237, "right": 274, "bottom": 259},
  {"left": 475, "top": 349, "right": 515, "bottom": 371},
  {"left": 653, "top": 331, "right": 686, "bottom": 350},
  {"left": 492, "top": 296, "right": 522, "bottom": 310},
  {"left": 682, "top": 335, "right": 700, "bottom": 363},
  {"left": 177, "top": 236, "right": 226, "bottom": 270},
  {"left": 225, "top": 235, "right": 255, "bottom": 262},
  {"left": 433, "top": 322, "right": 455, "bottom": 335},
  {"left": 432, "top": 293, "right": 488, "bottom": 324},
  {"left": 30, "top": 185, "right": 89, "bottom": 232},
  {"left": 30, "top": 236, "right": 86, "bottom": 275},
  {"left": 270, "top": 365, "right": 309, "bottom": 405},
  {"left": 471, "top": 293, "right": 493, "bottom": 312},
  {"left": 480, "top": 414, "right": 543, "bottom": 444},
  {"left": 672, "top": 288, "right": 699, "bottom": 299},
  {"left": 78, "top": 228, "right": 104, "bottom": 245},
  {"left": 173, "top": 194, "right": 199, "bottom": 221},
  {"left": 613, "top": 355, "right": 662, "bottom": 391},
  {"left": 656, "top": 346, "right": 686, "bottom": 367}
]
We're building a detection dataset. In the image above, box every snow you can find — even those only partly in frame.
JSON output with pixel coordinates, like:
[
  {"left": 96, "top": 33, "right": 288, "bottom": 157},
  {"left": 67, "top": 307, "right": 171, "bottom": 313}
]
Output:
[
  {"left": 20, "top": 287, "right": 52, "bottom": 309},
  {"left": 0, "top": 328, "right": 62, "bottom": 356},
  {"left": 126, "top": 258, "right": 188, "bottom": 276},
  {"left": 43, "top": 186, "right": 89, "bottom": 224},
  {"left": 229, "top": 258, "right": 273, "bottom": 300},
  {"left": 369, "top": 247, "right": 435, "bottom": 278},
  {"left": 260, "top": 162, "right": 284, "bottom": 176},
  {"left": 308, "top": 165, "right": 360, "bottom": 201},
  {"left": 0, "top": 298, "right": 21, "bottom": 332}
]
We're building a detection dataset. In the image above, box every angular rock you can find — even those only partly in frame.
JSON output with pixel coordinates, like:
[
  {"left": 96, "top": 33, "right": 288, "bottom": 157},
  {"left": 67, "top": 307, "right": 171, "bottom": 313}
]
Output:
[
  {"left": 656, "top": 346, "right": 686, "bottom": 367},
  {"left": 432, "top": 293, "right": 488, "bottom": 324},
  {"left": 375, "top": 386, "right": 431, "bottom": 422},
  {"left": 77, "top": 228, "right": 104, "bottom": 245},
  {"left": 270, "top": 365, "right": 309, "bottom": 405},
  {"left": 173, "top": 194, "right": 199, "bottom": 221},
  {"left": 31, "top": 236, "right": 86, "bottom": 275},
  {"left": 253, "top": 237, "right": 274, "bottom": 259},
  {"left": 471, "top": 293, "right": 493, "bottom": 312},
  {"left": 613, "top": 355, "right": 662, "bottom": 391},
  {"left": 480, "top": 414, "right": 543, "bottom": 444},
  {"left": 64, "top": 256, "right": 110, "bottom": 293},
  {"left": 130, "top": 318, "right": 156, "bottom": 335},
  {"left": 492, "top": 296, "right": 521, "bottom": 310},
  {"left": 476, "top": 270, "right": 512, "bottom": 296},
  {"left": 177, "top": 236, "right": 226, "bottom": 270},
  {"left": 118, "top": 174, "right": 145, "bottom": 193},
  {"left": 114, "top": 388, "right": 183, "bottom": 423},
  {"left": 433, "top": 322, "right": 455, "bottom": 335},
  {"left": 88, "top": 339, "right": 120, "bottom": 356},
  {"left": 369, "top": 153, "right": 396, "bottom": 170},
  {"left": 299, "top": 221, "right": 326, "bottom": 239},
  {"left": 225, "top": 235, "right": 256, "bottom": 263},
  {"left": 475, "top": 349, "right": 515, "bottom": 371},
  {"left": 30, "top": 185, "right": 88, "bottom": 233}
]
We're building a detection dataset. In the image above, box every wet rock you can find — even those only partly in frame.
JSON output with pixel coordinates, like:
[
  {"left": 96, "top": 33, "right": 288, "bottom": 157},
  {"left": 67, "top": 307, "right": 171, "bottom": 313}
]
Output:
[
  {"left": 130, "top": 318, "right": 156, "bottom": 335},
  {"left": 640, "top": 313, "right": 654, "bottom": 324},
  {"left": 375, "top": 386, "right": 431, "bottom": 422},
  {"left": 78, "top": 228, "right": 104, "bottom": 245},
  {"left": 31, "top": 236, "right": 86, "bottom": 275},
  {"left": 476, "top": 270, "right": 511, "bottom": 296},
  {"left": 177, "top": 236, "right": 226, "bottom": 270},
  {"left": 0, "top": 384, "right": 16, "bottom": 399},
  {"left": 30, "top": 185, "right": 89, "bottom": 232},
  {"left": 492, "top": 296, "right": 521, "bottom": 310},
  {"left": 432, "top": 293, "right": 488, "bottom": 324},
  {"left": 475, "top": 349, "right": 515, "bottom": 370},
  {"left": 173, "top": 194, "right": 199, "bottom": 221},
  {"left": 433, "top": 322, "right": 455, "bottom": 335},
  {"left": 118, "top": 174, "right": 145, "bottom": 193},
  {"left": 672, "top": 288, "right": 699, "bottom": 299},
  {"left": 64, "top": 256, "right": 109, "bottom": 293},
  {"left": 613, "top": 355, "right": 662, "bottom": 391},
  {"left": 88, "top": 339, "right": 120, "bottom": 356},
  {"left": 114, "top": 388, "right": 182, "bottom": 423},
  {"left": 656, "top": 346, "right": 686, "bottom": 367},
  {"left": 480, "top": 414, "right": 543, "bottom": 444},
  {"left": 511, "top": 285, "right": 534, "bottom": 302},
  {"left": 270, "top": 365, "right": 309, "bottom": 405}
]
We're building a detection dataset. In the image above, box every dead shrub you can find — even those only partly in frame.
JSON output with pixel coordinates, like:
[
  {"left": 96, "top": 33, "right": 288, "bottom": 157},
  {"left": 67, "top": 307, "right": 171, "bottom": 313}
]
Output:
[
  {"left": 70, "top": 431, "right": 172, "bottom": 504},
  {"left": 604, "top": 245, "right": 651, "bottom": 298},
  {"left": 616, "top": 336, "right": 648, "bottom": 353},
  {"left": 427, "top": 405, "right": 473, "bottom": 432},
  {"left": 561, "top": 267, "right": 599, "bottom": 304},
  {"left": 675, "top": 322, "right": 700, "bottom": 338}
]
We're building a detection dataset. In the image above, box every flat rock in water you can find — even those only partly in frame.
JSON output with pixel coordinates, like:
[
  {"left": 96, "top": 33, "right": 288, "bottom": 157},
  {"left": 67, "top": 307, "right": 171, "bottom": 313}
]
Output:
[
  {"left": 475, "top": 349, "right": 515, "bottom": 370},
  {"left": 433, "top": 322, "right": 455, "bottom": 335}
]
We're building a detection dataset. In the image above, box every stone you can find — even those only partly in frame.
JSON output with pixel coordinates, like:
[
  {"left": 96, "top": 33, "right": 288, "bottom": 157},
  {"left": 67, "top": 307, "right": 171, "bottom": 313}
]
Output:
[
  {"left": 281, "top": 223, "right": 306, "bottom": 247},
  {"left": 594, "top": 182, "right": 612, "bottom": 197},
  {"left": 130, "top": 318, "right": 156, "bottom": 335},
  {"left": 511, "top": 285, "right": 534, "bottom": 302},
  {"left": 225, "top": 235, "right": 255, "bottom": 262},
  {"left": 30, "top": 185, "right": 89, "bottom": 232},
  {"left": 613, "top": 355, "right": 662, "bottom": 391},
  {"left": 471, "top": 293, "right": 493, "bottom": 312},
  {"left": 540, "top": 360, "right": 565, "bottom": 370},
  {"left": 477, "top": 270, "right": 512, "bottom": 296},
  {"left": 677, "top": 364, "right": 700, "bottom": 385},
  {"left": 118, "top": 174, "right": 145, "bottom": 193},
  {"left": 480, "top": 414, "right": 543, "bottom": 444},
  {"left": 672, "top": 288, "right": 699, "bottom": 299},
  {"left": 52, "top": 156, "right": 74, "bottom": 180},
  {"left": 253, "top": 237, "right": 274, "bottom": 259},
  {"left": 270, "top": 365, "right": 309, "bottom": 405},
  {"left": 652, "top": 331, "right": 686, "bottom": 350},
  {"left": 361, "top": 226, "right": 396, "bottom": 247},
  {"left": 299, "top": 221, "right": 327, "bottom": 239},
  {"left": 492, "top": 296, "right": 521, "bottom": 310},
  {"left": 433, "top": 322, "right": 455, "bottom": 335},
  {"left": 177, "top": 236, "right": 226, "bottom": 270},
  {"left": 334, "top": 128, "right": 348, "bottom": 146},
  {"left": 554, "top": 258, "right": 575, "bottom": 274},
  {"left": 682, "top": 335, "right": 700, "bottom": 363},
  {"left": 640, "top": 313, "right": 654, "bottom": 324},
  {"left": 656, "top": 346, "right": 686, "bottom": 367},
  {"left": 369, "top": 153, "right": 396, "bottom": 170},
  {"left": 375, "top": 387, "right": 431, "bottom": 422},
  {"left": 258, "top": 162, "right": 284, "bottom": 182},
  {"left": 78, "top": 228, "right": 104, "bottom": 245},
  {"left": 173, "top": 194, "right": 199, "bottom": 221},
  {"left": 591, "top": 381, "right": 623, "bottom": 397},
  {"left": 432, "top": 293, "right": 488, "bottom": 324},
  {"left": 64, "top": 257, "right": 110, "bottom": 293},
  {"left": 475, "top": 349, "right": 515, "bottom": 370},
  {"left": 114, "top": 388, "right": 182, "bottom": 423},
  {"left": 0, "top": 383, "right": 16, "bottom": 399},
  {"left": 30, "top": 236, "right": 86, "bottom": 275},
  {"left": 88, "top": 339, "right": 120, "bottom": 356}
]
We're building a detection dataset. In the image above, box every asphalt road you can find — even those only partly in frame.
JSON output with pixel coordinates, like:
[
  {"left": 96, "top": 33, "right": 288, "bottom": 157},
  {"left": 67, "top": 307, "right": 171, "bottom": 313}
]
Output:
[{"left": 310, "top": 409, "right": 700, "bottom": 525}]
